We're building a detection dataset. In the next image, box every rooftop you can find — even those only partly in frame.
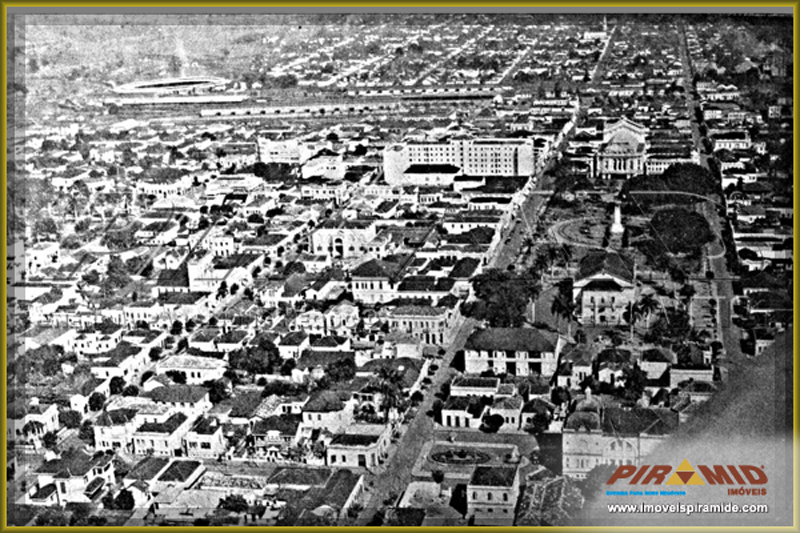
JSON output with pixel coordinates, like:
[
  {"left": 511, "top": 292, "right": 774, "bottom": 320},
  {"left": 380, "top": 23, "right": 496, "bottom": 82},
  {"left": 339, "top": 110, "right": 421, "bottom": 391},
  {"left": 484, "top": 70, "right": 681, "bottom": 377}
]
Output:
[
  {"left": 269, "top": 466, "right": 331, "bottom": 487},
  {"left": 156, "top": 460, "right": 203, "bottom": 483},
  {"left": 125, "top": 456, "right": 170, "bottom": 481},
  {"left": 136, "top": 412, "right": 189, "bottom": 434},
  {"left": 465, "top": 327, "right": 557, "bottom": 353},
  {"left": 578, "top": 251, "right": 635, "bottom": 283},
  {"left": 329, "top": 433, "right": 380, "bottom": 447},
  {"left": 148, "top": 385, "right": 209, "bottom": 405},
  {"left": 469, "top": 465, "right": 518, "bottom": 487}
]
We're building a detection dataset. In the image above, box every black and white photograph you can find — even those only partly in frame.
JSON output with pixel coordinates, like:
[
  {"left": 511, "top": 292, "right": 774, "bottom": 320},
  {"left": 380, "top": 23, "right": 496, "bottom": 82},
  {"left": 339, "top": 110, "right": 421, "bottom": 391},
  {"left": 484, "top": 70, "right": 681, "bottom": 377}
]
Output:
[{"left": 5, "top": 7, "right": 795, "bottom": 528}]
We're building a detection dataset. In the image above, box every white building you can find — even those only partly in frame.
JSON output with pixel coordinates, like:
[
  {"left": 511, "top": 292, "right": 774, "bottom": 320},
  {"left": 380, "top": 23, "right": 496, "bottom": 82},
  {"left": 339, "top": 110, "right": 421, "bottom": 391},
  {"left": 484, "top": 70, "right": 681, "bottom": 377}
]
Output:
[{"left": 383, "top": 137, "right": 536, "bottom": 185}]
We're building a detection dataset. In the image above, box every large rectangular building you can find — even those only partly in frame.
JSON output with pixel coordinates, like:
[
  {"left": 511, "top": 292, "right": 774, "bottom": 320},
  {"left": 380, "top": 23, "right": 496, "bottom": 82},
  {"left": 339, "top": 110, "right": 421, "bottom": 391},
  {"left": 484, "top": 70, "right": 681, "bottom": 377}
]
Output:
[
  {"left": 463, "top": 327, "right": 565, "bottom": 378},
  {"left": 383, "top": 138, "right": 536, "bottom": 185}
]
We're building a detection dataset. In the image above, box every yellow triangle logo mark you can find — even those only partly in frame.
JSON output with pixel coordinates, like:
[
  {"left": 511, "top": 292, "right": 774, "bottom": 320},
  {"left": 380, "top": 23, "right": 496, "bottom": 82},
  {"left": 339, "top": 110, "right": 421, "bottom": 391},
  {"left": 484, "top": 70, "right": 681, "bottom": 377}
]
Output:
[
  {"left": 666, "top": 471, "right": 686, "bottom": 485},
  {"left": 666, "top": 459, "right": 705, "bottom": 485},
  {"left": 686, "top": 472, "right": 705, "bottom": 485}
]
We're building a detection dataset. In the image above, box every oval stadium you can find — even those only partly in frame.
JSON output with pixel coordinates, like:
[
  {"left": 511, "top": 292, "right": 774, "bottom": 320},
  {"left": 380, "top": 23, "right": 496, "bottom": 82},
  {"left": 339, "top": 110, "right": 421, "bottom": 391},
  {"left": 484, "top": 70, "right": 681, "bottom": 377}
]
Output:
[{"left": 112, "top": 76, "right": 230, "bottom": 96}]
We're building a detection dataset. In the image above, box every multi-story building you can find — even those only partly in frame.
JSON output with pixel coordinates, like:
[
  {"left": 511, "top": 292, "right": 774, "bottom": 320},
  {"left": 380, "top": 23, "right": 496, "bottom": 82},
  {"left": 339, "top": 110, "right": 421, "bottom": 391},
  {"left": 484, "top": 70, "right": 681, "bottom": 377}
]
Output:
[
  {"left": 7, "top": 398, "right": 60, "bottom": 447},
  {"left": 310, "top": 219, "right": 378, "bottom": 259},
  {"left": 562, "top": 398, "right": 678, "bottom": 479},
  {"left": 573, "top": 251, "right": 637, "bottom": 326},
  {"left": 350, "top": 255, "right": 411, "bottom": 305},
  {"left": 26, "top": 449, "right": 115, "bottom": 507},
  {"left": 257, "top": 137, "right": 329, "bottom": 164},
  {"left": 594, "top": 118, "right": 648, "bottom": 179},
  {"left": 156, "top": 355, "right": 227, "bottom": 385},
  {"left": 131, "top": 411, "right": 194, "bottom": 457},
  {"left": 326, "top": 423, "right": 391, "bottom": 469},
  {"left": 383, "top": 138, "right": 536, "bottom": 185},
  {"left": 710, "top": 131, "right": 752, "bottom": 151},
  {"left": 135, "top": 174, "right": 193, "bottom": 200},
  {"left": 463, "top": 327, "right": 564, "bottom": 378},
  {"left": 183, "top": 417, "right": 227, "bottom": 459},
  {"left": 388, "top": 305, "right": 455, "bottom": 346},
  {"left": 467, "top": 466, "right": 520, "bottom": 526}
]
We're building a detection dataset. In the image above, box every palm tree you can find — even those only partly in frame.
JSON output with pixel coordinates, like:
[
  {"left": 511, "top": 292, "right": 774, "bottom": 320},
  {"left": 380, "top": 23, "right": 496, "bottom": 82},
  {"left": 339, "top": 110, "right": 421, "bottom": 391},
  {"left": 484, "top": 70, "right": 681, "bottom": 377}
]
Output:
[
  {"left": 627, "top": 301, "right": 641, "bottom": 344},
  {"left": 375, "top": 367, "right": 405, "bottom": 422},
  {"left": 679, "top": 283, "right": 696, "bottom": 315},
  {"left": 551, "top": 282, "right": 576, "bottom": 339},
  {"left": 531, "top": 253, "right": 549, "bottom": 278},
  {"left": 637, "top": 294, "right": 660, "bottom": 330},
  {"left": 543, "top": 244, "right": 562, "bottom": 277},
  {"left": 558, "top": 244, "right": 573, "bottom": 269},
  {"left": 522, "top": 236, "right": 535, "bottom": 255}
]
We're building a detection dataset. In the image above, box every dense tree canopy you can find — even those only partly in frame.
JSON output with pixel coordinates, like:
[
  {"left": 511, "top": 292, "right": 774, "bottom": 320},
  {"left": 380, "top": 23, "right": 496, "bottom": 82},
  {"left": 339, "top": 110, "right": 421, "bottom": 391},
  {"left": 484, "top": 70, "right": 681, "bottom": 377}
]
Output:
[
  {"left": 649, "top": 208, "right": 714, "bottom": 254},
  {"left": 229, "top": 339, "right": 282, "bottom": 375},
  {"left": 469, "top": 269, "right": 541, "bottom": 327},
  {"left": 626, "top": 163, "right": 718, "bottom": 205}
]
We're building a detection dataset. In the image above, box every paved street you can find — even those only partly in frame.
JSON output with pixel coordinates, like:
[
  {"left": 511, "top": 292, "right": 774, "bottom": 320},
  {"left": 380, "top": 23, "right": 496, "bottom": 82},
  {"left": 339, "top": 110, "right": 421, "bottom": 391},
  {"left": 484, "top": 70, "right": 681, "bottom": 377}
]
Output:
[
  {"left": 355, "top": 317, "right": 478, "bottom": 525},
  {"left": 677, "top": 23, "right": 743, "bottom": 375}
]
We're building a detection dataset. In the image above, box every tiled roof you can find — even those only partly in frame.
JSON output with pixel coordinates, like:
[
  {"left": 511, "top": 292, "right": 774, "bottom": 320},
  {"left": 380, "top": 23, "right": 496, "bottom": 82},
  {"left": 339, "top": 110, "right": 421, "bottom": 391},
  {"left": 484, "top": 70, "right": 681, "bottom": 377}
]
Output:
[
  {"left": 465, "top": 327, "right": 557, "bottom": 353},
  {"left": 126, "top": 456, "right": 170, "bottom": 481},
  {"left": 577, "top": 251, "right": 635, "bottom": 283},
  {"left": 469, "top": 466, "right": 517, "bottom": 487},
  {"left": 148, "top": 385, "right": 209, "bottom": 404},
  {"left": 252, "top": 414, "right": 301, "bottom": 435}
]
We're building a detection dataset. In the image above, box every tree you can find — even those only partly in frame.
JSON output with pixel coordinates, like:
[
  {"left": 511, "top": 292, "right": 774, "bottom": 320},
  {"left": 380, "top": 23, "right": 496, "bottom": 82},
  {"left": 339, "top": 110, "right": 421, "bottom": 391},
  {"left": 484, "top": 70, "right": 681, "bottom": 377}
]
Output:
[
  {"left": 101, "top": 493, "right": 115, "bottom": 510},
  {"left": 43, "top": 431, "right": 58, "bottom": 450},
  {"left": 374, "top": 366, "right": 405, "bottom": 420},
  {"left": 185, "top": 319, "right": 196, "bottom": 333},
  {"left": 78, "top": 421, "right": 95, "bottom": 446},
  {"left": 230, "top": 283, "right": 239, "bottom": 296},
  {"left": 109, "top": 376, "right": 126, "bottom": 395},
  {"left": 68, "top": 502, "right": 92, "bottom": 526},
  {"left": 432, "top": 470, "right": 445, "bottom": 484},
  {"left": 326, "top": 357, "right": 356, "bottom": 383},
  {"left": 88, "top": 392, "right": 106, "bottom": 411},
  {"left": 621, "top": 364, "right": 648, "bottom": 401},
  {"left": 149, "top": 347, "right": 163, "bottom": 361},
  {"left": 471, "top": 269, "right": 541, "bottom": 327},
  {"left": 59, "top": 410, "right": 82, "bottom": 429},
  {"left": 166, "top": 370, "right": 187, "bottom": 384},
  {"left": 114, "top": 489, "right": 135, "bottom": 511},
  {"left": 550, "top": 280, "right": 576, "bottom": 338},
  {"left": 649, "top": 208, "right": 714, "bottom": 254},
  {"left": 217, "top": 281, "right": 228, "bottom": 300},
  {"left": 219, "top": 494, "right": 249, "bottom": 514},
  {"left": 636, "top": 294, "right": 660, "bottom": 330},
  {"left": 87, "top": 516, "right": 107, "bottom": 526},
  {"left": 280, "top": 358, "right": 296, "bottom": 376},
  {"left": 229, "top": 341, "right": 281, "bottom": 375},
  {"left": 170, "top": 320, "right": 183, "bottom": 336},
  {"left": 551, "top": 386, "right": 571, "bottom": 406},
  {"left": 101, "top": 222, "right": 141, "bottom": 250},
  {"left": 122, "top": 385, "right": 139, "bottom": 397},
  {"left": 35, "top": 508, "right": 68, "bottom": 526},
  {"left": 102, "top": 255, "right": 131, "bottom": 297},
  {"left": 206, "top": 379, "right": 231, "bottom": 403},
  {"left": 34, "top": 217, "right": 59, "bottom": 240},
  {"left": 481, "top": 413, "right": 505, "bottom": 433}
]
